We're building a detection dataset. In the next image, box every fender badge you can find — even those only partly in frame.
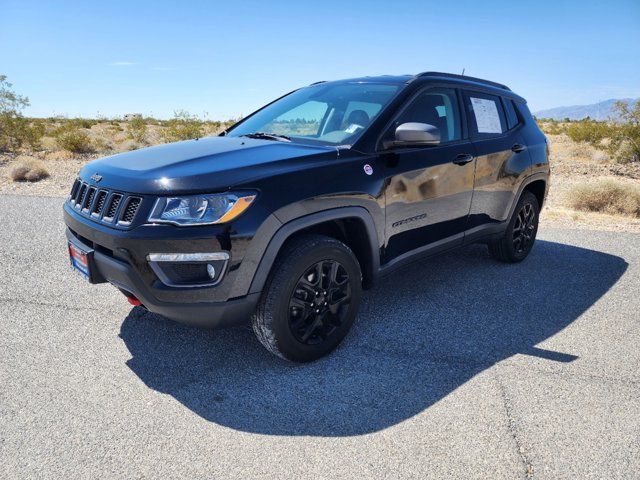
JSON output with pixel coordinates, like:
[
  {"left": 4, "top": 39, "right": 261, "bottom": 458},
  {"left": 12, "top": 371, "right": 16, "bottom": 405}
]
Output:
[
  {"left": 90, "top": 173, "right": 102, "bottom": 183},
  {"left": 363, "top": 164, "right": 373, "bottom": 175}
]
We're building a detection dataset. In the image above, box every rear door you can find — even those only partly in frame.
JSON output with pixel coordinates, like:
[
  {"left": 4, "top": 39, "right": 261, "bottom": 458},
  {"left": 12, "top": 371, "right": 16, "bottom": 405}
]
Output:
[
  {"left": 462, "top": 91, "right": 531, "bottom": 236},
  {"left": 381, "top": 86, "right": 476, "bottom": 261}
]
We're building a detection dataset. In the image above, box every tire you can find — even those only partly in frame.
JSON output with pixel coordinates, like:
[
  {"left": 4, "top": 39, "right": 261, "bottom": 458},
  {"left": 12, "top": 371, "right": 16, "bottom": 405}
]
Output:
[
  {"left": 252, "top": 234, "right": 363, "bottom": 362},
  {"left": 488, "top": 191, "right": 540, "bottom": 263}
]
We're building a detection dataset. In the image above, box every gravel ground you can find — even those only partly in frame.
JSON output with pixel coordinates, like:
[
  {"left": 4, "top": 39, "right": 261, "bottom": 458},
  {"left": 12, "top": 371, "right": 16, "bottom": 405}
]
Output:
[{"left": 1, "top": 195, "right": 639, "bottom": 479}]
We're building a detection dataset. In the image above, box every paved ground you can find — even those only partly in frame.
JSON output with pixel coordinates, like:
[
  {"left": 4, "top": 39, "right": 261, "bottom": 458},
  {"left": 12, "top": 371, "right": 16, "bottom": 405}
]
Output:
[{"left": 1, "top": 194, "right": 639, "bottom": 479}]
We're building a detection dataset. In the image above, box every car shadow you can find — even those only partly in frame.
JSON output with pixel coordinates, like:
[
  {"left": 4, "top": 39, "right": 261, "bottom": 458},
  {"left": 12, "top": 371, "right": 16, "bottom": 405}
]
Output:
[{"left": 119, "top": 240, "right": 627, "bottom": 436}]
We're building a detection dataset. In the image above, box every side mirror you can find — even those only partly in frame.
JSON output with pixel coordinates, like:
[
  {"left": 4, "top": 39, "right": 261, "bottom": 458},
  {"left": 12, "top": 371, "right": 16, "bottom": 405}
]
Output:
[{"left": 384, "top": 122, "right": 441, "bottom": 149}]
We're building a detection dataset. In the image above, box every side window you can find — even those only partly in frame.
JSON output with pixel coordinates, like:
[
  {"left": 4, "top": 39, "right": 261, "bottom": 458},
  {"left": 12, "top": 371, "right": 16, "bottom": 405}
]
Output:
[
  {"left": 387, "top": 87, "right": 462, "bottom": 144},
  {"left": 464, "top": 91, "right": 507, "bottom": 138},
  {"left": 503, "top": 98, "right": 519, "bottom": 130}
]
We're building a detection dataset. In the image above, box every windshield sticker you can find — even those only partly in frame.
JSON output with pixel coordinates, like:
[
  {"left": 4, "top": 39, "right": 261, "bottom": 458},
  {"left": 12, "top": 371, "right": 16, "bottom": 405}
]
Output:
[
  {"left": 470, "top": 97, "right": 502, "bottom": 134},
  {"left": 363, "top": 164, "right": 373, "bottom": 175},
  {"left": 345, "top": 124, "right": 362, "bottom": 134}
]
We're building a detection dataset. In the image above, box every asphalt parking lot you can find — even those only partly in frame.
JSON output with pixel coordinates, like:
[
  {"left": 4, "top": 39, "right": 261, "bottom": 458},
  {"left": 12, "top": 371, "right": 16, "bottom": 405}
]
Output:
[{"left": 1, "top": 194, "right": 639, "bottom": 479}]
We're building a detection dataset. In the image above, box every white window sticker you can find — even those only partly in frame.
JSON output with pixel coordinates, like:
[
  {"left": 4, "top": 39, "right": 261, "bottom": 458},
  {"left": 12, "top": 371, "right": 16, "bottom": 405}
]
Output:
[
  {"left": 345, "top": 123, "right": 363, "bottom": 134},
  {"left": 470, "top": 97, "right": 502, "bottom": 134}
]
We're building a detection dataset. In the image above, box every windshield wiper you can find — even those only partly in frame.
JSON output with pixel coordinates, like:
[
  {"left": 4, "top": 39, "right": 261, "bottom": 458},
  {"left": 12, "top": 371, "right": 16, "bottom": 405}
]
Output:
[{"left": 240, "top": 132, "right": 291, "bottom": 142}]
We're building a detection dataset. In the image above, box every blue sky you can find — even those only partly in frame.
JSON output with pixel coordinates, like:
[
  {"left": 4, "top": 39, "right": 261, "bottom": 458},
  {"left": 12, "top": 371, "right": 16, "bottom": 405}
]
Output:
[{"left": 1, "top": 0, "right": 639, "bottom": 119}]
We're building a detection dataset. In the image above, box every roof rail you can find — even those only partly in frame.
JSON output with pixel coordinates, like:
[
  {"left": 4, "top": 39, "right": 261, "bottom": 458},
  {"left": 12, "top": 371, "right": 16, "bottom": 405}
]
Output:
[
  {"left": 415, "top": 71, "right": 511, "bottom": 91},
  {"left": 309, "top": 80, "right": 327, "bottom": 86}
]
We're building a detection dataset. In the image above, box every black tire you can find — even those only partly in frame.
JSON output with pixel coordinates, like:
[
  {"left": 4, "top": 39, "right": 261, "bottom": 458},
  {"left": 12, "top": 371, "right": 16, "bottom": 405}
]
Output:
[
  {"left": 252, "top": 234, "right": 363, "bottom": 362},
  {"left": 488, "top": 191, "right": 540, "bottom": 263}
]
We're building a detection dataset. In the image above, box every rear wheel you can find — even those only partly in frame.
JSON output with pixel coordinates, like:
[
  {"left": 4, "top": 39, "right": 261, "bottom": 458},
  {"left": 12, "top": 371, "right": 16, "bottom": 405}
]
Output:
[
  {"left": 252, "top": 235, "right": 362, "bottom": 362},
  {"left": 488, "top": 191, "right": 539, "bottom": 263}
]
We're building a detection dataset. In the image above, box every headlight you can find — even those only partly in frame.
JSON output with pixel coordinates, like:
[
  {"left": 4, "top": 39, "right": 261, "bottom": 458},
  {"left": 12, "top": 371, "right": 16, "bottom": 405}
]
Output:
[{"left": 148, "top": 192, "right": 256, "bottom": 226}]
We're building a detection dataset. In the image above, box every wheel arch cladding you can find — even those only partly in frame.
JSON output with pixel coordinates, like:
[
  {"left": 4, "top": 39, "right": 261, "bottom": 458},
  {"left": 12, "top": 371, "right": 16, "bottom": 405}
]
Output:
[
  {"left": 248, "top": 207, "right": 380, "bottom": 294},
  {"left": 523, "top": 179, "right": 547, "bottom": 209}
]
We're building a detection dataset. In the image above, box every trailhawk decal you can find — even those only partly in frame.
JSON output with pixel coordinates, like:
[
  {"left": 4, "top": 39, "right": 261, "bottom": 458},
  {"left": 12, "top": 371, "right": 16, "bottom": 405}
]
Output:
[{"left": 392, "top": 213, "right": 427, "bottom": 228}]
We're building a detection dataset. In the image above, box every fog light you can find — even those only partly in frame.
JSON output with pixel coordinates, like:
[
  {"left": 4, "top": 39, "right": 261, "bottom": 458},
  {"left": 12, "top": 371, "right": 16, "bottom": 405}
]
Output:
[
  {"left": 146, "top": 252, "right": 229, "bottom": 288},
  {"left": 207, "top": 263, "right": 216, "bottom": 279}
]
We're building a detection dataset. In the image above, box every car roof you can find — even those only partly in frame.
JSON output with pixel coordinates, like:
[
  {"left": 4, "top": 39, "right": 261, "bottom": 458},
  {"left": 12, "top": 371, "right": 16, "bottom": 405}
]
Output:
[{"left": 314, "top": 72, "right": 525, "bottom": 102}]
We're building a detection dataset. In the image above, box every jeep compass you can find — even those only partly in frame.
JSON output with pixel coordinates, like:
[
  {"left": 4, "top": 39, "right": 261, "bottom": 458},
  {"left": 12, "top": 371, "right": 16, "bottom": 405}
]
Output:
[{"left": 64, "top": 72, "right": 549, "bottom": 362}]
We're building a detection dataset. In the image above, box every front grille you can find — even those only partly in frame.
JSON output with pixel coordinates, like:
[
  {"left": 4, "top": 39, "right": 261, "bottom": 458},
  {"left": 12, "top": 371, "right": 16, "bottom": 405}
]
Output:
[
  {"left": 83, "top": 187, "right": 97, "bottom": 211},
  {"left": 104, "top": 194, "right": 122, "bottom": 220},
  {"left": 69, "top": 179, "right": 81, "bottom": 200},
  {"left": 119, "top": 197, "right": 141, "bottom": 224},
  {"left": 75, "top": 184, "right": 88, "bottom": 209},
  {"left": 92, "top": 190, "right": 108, "bottom": 216},
  {"left": 67, "top": 179, "right": 143, "bottom": 227}
]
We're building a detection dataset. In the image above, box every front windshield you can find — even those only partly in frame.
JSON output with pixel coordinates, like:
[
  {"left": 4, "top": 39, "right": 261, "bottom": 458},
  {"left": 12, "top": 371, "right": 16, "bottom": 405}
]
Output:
[{"left": 226, "top": 82, "right": 400, "bottom": 146}]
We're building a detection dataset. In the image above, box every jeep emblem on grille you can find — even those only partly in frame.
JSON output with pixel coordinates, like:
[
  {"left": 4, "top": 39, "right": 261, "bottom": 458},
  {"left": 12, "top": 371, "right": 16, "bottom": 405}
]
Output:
[{"left": 90, "top": 173, "right": 102, "bottom": 183}]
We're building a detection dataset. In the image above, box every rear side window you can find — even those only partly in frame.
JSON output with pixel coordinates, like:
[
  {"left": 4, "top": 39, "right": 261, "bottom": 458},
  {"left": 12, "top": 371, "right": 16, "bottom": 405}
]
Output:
[
  {"left": 464, "top": 91, "right": 507, "bottom": 138},
  {"left": 503, "top": 98, "right": 519, "bottom": 130}
]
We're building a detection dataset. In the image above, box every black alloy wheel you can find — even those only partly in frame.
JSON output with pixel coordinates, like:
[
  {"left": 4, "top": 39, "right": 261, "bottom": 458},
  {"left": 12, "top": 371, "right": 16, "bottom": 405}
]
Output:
[
  {"left": 252, "top": 235, "right": 362, "bottom": 362},
  {"left": 288, "top": 260, "right": 351, "bottom": 346},
  {"left": 488, "top": 191, "right": 540, "bottom": 263},
  {"left": 512, "top": 202, "right": 536, "bottom": 254}
]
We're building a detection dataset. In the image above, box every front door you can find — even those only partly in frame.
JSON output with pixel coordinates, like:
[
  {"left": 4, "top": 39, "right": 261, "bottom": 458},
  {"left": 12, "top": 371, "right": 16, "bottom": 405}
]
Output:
[{"left": 381, "top": 87, "right": 476, "bottom": 261}]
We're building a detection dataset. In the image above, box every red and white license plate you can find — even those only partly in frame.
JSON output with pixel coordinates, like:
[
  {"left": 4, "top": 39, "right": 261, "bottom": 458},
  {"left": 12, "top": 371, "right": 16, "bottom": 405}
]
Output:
[{"left": 68, "top": 242, "right": 90, "bottom": 280}]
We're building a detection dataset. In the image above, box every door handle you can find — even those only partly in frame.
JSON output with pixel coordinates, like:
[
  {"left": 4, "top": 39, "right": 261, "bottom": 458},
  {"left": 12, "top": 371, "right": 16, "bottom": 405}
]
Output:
[
  {"left": 452, "top": 153, "right": 474, "bottom": 165},
  {"left": 511, "top": 143, "right": 527, "bottom": 153}
]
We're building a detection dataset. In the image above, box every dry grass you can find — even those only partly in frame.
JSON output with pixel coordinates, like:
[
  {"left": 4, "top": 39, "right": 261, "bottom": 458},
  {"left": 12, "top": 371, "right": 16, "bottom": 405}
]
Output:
[
  {"left": 9, "top": 155, "right": 50, "bottom": 182},
  {"left": 566, "top": 179, "right": 640, "bottom": 217}
]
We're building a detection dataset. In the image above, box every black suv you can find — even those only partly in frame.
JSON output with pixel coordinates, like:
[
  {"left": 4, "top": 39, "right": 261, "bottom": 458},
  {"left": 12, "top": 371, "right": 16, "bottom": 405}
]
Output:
[{"left": 64, "top": 72, "right": 549, "bottom": 362}]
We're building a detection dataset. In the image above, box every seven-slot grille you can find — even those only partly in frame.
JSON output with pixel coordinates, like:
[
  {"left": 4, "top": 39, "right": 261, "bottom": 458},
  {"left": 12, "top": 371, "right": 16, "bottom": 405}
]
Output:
[{"left": 68, "top": 179, "right": 142, "bottom": 226}]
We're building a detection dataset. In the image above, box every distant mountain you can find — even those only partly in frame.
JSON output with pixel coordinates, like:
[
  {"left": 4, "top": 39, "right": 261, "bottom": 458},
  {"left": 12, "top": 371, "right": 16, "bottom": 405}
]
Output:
[{"left": 534, "top": 98, "right": 638, "bottom": 122}]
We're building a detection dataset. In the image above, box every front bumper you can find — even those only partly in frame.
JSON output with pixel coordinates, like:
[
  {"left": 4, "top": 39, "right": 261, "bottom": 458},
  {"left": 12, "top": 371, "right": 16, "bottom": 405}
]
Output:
[{"left": 64, "top": 203, "right": 260, "bottom": 328}]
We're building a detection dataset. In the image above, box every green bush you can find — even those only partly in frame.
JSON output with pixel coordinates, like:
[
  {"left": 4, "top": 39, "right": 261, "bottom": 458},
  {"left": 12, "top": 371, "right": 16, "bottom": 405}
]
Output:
[
  {"left": 55, "top": 127, "right": 92, "bottom": 153},
  {"left": 69, "top": 118, "right": 97, "bottom": 129},
  {"left": 609, "top": 101, "right": 640, "bottom": 163},
  {"left": 0, "top": 114, "right": 45, "bottom": 150},
  {"left": 126, "top": 116, "right": 148, "bottom": 142},
  {"left": 0, "top": 75, "right": 45, "bottom": 151},
  {"left": 162, "top": 110, "right": 205, "bottom": 142},
  {"left": 565, "top": 119, "right": 611, "bottom": 147}
]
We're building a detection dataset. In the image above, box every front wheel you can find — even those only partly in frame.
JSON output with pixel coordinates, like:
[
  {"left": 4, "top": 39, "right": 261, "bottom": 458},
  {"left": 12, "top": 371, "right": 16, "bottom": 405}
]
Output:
[
  {"left": 488, "top": 191, "right": 540, "bottom": 263},
  {"left": 252, "top": 235, "right": 362, "bottom": 362}
]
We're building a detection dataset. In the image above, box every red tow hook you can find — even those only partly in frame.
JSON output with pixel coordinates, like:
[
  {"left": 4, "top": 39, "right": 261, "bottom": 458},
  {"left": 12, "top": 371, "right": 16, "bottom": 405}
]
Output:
[{"left": 126, "top": 295, "right": 142, "bottom": 306}]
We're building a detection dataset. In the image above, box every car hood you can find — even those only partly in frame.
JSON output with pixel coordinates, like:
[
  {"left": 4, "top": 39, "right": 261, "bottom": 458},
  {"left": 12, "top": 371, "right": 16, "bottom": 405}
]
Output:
[{"left": 78, "top": 136, "right": 337, "bottom": 194}]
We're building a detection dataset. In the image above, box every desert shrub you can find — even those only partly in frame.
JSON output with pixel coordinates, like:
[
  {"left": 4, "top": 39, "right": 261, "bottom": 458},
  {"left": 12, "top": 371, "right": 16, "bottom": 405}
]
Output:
[
  {"left": 0, "top": 75, "right": 45, "bottom": 151},
  {"left": 126, "top": 116, "right": 148, "bottom": 142},
  {"left": 143, "top": 116, "right": 160, "bottom": 126},
  {"left": 538, "top": 119, "right": 564, "bottom": 135},
  {"left": 567, "top": 179, "right": 640, "bottom": 217},
  {"left": 55, "top": 127, "right": 92, "bottom": 153},
  {"left": 10, "top": 164, "right": 30, "bottom": 181},
  {"left": 162, "top": 110, "right": 205, "bottom": 142},
  {"left": 566, "top": 119, "right": 611, "bottom": 147},
  {"left": 69, "top": 118, "right": 97, "bottom": 129},
  {"left": 24, "top": 165, "right": 50, "bottom": 181},
  {"left": 9, "top": 156, "right": 49, "bottom": 182},
  {"left": 608, "top": 101, "right": 640, "bottom": 163},
  {"left": 91, "top": 136, "right": 112, "bottom": 152},
  {"left": 119, "top": 139, "right": 142, "bottom": 151},
  {"left": 0, "top": 115, "right": 45, "bottom": 150}
]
